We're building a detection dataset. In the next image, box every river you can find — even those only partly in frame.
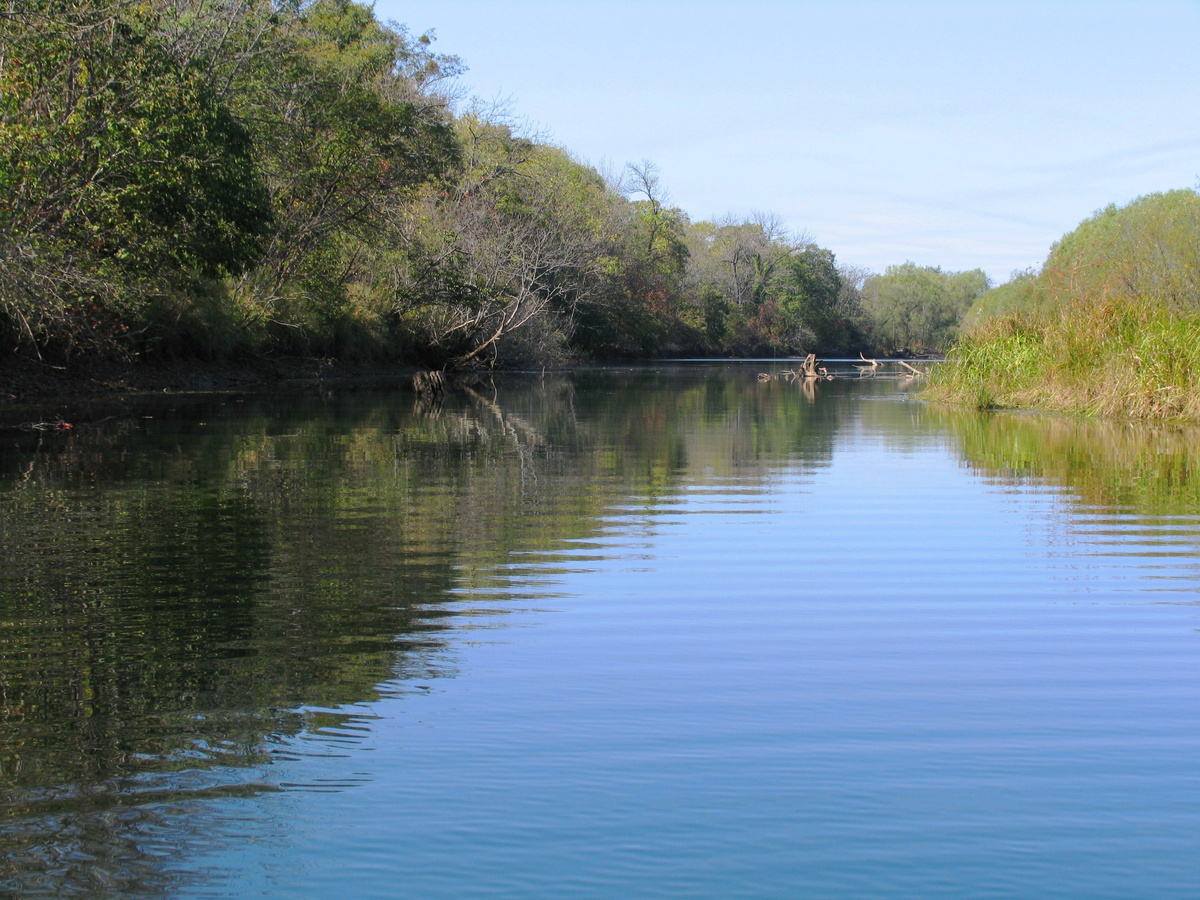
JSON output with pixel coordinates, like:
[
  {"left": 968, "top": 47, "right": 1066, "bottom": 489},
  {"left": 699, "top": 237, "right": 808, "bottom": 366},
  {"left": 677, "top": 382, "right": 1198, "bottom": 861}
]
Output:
[{"left": 3, "top": 362, "right": 1200, "bottom": 898}]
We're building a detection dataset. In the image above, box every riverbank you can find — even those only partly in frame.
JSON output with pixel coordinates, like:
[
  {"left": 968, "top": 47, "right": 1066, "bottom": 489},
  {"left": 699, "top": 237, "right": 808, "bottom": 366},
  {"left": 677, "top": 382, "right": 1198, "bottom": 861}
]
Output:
[
  {"left": 924, "top": 296, "right": 1200, "bottom": 421},
  {"left": 0, "top": 354, "right": 421, "bottom": 407}
]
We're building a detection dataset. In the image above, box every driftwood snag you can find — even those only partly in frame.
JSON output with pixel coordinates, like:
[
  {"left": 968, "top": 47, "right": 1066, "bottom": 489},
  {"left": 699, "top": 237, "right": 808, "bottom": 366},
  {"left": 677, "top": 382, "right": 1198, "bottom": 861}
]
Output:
[
  {"left": 855, "top": 352, "right": 880, "bottom": 375},
  {"left": 800, "top": 353, "right": 832, "bottom": 381},
  {"left": 897, "top": 360, "right": 926, "bottom": 378},
  {"left": 761, "top": 356, "right": 832, "bottom": 385}
]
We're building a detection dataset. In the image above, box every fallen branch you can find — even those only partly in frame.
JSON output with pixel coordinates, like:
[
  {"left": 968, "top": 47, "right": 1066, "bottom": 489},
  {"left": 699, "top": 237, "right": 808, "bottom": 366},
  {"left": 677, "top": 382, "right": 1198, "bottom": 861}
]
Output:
[
  {"left": 19, "top": 419, "right": 72, "bottom": 432},
  {"left": 855, "top": 352, "right": 880, "bottom": 375}
]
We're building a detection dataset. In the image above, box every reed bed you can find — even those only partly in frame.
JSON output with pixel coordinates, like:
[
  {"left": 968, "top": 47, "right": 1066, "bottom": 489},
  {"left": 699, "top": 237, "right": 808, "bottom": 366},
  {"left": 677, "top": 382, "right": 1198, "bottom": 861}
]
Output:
[{"left": 926, "top": 296, "right": 1200, "bottom": 421}]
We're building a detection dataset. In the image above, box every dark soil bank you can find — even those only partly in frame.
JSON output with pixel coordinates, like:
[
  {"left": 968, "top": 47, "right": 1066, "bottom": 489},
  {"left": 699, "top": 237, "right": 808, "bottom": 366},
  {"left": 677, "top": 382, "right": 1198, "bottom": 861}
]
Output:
[{"left": 0, "top": 355, "right": 420, "bottom": 423}]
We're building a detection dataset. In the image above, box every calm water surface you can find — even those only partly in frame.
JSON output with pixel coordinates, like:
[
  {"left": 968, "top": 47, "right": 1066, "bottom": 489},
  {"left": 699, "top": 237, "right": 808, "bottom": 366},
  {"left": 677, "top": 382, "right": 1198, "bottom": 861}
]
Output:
[{"left": 3, "top": 364, "right": 1200, "bottom": 898}]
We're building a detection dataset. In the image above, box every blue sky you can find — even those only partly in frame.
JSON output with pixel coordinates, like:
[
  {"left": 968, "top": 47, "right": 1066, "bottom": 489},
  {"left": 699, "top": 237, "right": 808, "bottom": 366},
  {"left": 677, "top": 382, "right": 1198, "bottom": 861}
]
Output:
[{"left": 375, "top": 1, "right": 1200, "bottom": 283}]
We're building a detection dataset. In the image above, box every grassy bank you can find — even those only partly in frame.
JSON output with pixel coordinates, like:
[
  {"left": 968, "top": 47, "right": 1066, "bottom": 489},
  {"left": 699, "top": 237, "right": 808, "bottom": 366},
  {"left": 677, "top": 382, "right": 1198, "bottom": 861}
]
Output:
[
  {"left": 926, "top": 189, "right": 1200, "bottom": 422},
  {"left": 925, "top": 296, "right": 1200, "bottom": 420}
]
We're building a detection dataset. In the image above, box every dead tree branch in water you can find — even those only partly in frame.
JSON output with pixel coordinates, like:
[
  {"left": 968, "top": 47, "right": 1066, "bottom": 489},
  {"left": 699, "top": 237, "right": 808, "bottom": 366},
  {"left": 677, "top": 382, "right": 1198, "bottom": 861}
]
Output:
[{"left": 855, "top": 352, "right": 880, "bottom": 376}]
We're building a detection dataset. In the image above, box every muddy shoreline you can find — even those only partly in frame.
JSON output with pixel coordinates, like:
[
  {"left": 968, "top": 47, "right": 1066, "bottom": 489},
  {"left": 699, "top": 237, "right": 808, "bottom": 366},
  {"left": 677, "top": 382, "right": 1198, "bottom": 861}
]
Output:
[{"left": 0, "top": 354, "right": 421, "bottom": 423}]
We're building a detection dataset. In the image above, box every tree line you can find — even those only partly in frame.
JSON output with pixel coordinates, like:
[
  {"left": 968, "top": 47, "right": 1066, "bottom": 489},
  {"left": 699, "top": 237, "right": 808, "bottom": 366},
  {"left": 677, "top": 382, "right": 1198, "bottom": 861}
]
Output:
[{"left": 0, "top": 0, "right": 988, "bottom": 368}]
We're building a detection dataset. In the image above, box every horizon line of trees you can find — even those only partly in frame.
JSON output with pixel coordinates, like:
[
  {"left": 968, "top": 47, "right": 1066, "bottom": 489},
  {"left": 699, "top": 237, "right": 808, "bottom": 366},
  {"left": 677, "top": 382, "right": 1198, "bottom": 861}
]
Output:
[{"left": 1, "top": 0, "right": 988, "bottom": 369}]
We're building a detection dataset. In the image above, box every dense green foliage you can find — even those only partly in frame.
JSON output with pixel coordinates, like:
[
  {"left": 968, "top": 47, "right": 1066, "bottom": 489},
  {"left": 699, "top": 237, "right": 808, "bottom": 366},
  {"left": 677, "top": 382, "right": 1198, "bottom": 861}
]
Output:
[
  {"left": 0, "top": 0, "right": 276, "bottom": 353},
  {"left": 1, "top": 0, "right": 462, "bottom": 360},
  {"left": 1, "top": 0, "right": 972, "bottom": 368},
  {"left": 1040, "top": 190, "right": 1200, "bottom": 310},
  {"left": 930, "top": 190, "right": 1200, "bottom": 420},
  {"left": 965, "top": 189, "right": 1200, "bottom": 329},
  {"left": 683, "top": 214, "right": 869, "bottom": 356},
  {"left": 959, "top": 269, "right": 1043, "bottom": 330},
  {"left": 861, "top": 262, "right": 989, "bottom": 353}
]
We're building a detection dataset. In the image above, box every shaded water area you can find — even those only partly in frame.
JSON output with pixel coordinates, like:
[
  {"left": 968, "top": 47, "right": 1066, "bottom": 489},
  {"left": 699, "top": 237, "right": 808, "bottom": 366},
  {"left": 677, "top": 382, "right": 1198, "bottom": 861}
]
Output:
[{"left": 3, "top": 363, "right": 1200, "bottom": 897}]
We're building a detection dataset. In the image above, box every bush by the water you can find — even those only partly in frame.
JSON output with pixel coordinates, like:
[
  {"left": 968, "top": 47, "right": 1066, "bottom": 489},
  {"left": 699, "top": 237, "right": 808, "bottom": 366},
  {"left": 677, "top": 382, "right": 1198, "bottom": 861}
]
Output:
[{"left": 929, "top": 189, "right": 1200, "bottom": 420}]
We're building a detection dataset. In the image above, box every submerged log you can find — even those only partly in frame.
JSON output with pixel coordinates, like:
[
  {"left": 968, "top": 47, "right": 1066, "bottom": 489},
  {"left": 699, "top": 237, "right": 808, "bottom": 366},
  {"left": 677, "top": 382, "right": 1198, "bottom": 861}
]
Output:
[{"left": 897, "top": 360, "right": 926, "bottom": 378}]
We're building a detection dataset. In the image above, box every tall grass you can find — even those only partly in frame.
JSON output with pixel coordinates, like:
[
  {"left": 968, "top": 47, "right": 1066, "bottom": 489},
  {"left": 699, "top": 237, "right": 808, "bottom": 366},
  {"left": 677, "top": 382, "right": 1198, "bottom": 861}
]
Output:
[
  {"left": 926, "top": 296, "right": 1200, "bottom": 420},
  {"left": 929, "top": 190, "right": 1200, "bottom": 421}
]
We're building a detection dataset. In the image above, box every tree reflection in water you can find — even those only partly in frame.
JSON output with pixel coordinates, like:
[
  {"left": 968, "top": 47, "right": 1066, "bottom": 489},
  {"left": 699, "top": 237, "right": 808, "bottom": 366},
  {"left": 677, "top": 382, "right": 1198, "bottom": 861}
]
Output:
[
  {"left": 0, "top": 367, "right": 850, "bottom": 894},
  {"left": 5, "top": 369, "right": 1200, "bottom": 895}
]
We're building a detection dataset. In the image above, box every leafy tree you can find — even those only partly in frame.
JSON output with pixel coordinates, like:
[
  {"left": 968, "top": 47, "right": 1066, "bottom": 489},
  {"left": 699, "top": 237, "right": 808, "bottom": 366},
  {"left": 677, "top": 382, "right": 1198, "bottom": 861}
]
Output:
[
  {"left": 862, "top": 262, "right": 988, "bottom": 353},
  {"left": 1042, "top": 189, "right": 1200, "bottom": 311},
  {"left": 682, "top": 214, "right": 857, "bottom": 355},
  {"left": 0, "top": 0, "right": 272, "bottom": 353},
  {"left": 964, "top": 190, "right": 1200, "bottom": 335},
  {"left": 230, "top": 0, "right": 461, "bottom": 348},
  {"left": 960, "top": 268, "right": 1045, "bottom": 330},
  {"left": 776, "top": 245, "right": 847, "bottom": 349},
  {"left": 385, "top": 115, "right": 625, "bottom": 366},
  {"left": 593, "top": 160, "right": 694, "bottom": 356}
]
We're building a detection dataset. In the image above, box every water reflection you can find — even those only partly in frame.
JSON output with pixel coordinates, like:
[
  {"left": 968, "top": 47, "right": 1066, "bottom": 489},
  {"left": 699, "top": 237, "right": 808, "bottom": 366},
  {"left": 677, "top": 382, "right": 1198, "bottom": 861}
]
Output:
[
  {"left": 0, "top": 367, "right": 853, "bottom": 893},
  {"left": 934, "top": 407, "right": 1200, "bottom": 590},
  {"left": 4, "top": 368, "right": 1200, "bottom": 895}
]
